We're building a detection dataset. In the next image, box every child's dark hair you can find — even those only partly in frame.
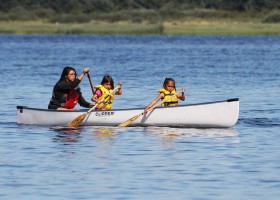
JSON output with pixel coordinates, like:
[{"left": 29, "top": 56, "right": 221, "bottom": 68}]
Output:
[
  {"left": 163, "top": 77, "right": 176, "bottom": 90},
  {"left": 101, "top": 75, "right": 114, "bottom": 88}
]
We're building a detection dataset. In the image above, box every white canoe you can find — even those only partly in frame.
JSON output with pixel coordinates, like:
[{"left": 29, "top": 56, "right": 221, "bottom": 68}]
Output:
[{"left": 17, "top": 98, "right": 239, "bottom": 128}]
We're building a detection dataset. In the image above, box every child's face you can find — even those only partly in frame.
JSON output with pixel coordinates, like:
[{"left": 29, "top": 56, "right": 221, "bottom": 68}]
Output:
[
  {"left": 103, "top": 82, "right": 111, "bottom": 90},
  {"left": 165, "top": 81, "right": 175, "bottom": 92}
]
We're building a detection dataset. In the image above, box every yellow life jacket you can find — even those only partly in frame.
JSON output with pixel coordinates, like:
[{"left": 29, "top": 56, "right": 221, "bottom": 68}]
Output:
[
  {"left": 94, "top": 85, "right": 115, "bottom": 109},
  {"left": 158, "top": 88, "right": 178, "bottom": 107}
]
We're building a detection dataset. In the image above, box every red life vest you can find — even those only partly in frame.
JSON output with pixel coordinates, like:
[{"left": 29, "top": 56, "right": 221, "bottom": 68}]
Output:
[{"left": 63, "top": 89, "right": 79, "bottom": 109}]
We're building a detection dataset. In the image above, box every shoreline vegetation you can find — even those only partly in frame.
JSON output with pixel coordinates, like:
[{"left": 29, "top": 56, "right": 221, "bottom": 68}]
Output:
[
  {"left": 1, "top": 19, "right": 280, "bottom": 35},
  {"left": 0, "top": 0, "right": 280, "bottom": 35}
]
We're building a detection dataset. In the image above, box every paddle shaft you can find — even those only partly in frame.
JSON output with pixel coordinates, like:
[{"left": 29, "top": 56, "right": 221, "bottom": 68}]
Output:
[
  {"left": 66, "top": 85, "right": 120, "bottom": 127},
  {"left": 119, "top": 90, "right": 183, "bottom": 127},
  {"left": 87, "top": 73, "right": 95, "bottom": 95},
  {"left": 86, "top": 85, "right": 120, "bottom": 114},
  {"left": 146, "top": 90, "right": 183, "bottom": 112}
]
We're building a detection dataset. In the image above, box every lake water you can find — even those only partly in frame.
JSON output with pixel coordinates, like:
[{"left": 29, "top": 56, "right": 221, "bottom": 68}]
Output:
[{"left": 0, "top": 35, "right": 280, "bottom": 199}]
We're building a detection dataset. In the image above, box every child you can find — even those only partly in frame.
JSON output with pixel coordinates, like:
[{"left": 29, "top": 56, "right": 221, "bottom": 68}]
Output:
[
  {"left": 91, "top": 75, "right": 122, "bottom": 110},
  {"left": 144, "top": 78, "right": 185, "bottom": 113}
]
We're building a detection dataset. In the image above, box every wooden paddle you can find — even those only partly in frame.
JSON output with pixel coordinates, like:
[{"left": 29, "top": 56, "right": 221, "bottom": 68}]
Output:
[
  {"left": 66, "top": 85, "right": 120, "bottom": 127},
  {"left": 118, "top": 91, "right": 183, "bottom": 127},
  {"left": 87, "top": 73, "right": 95, "bottom": 95}
]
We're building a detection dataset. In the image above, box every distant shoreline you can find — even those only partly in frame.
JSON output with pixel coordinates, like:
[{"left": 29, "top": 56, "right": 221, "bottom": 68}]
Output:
[{"left": 1, "top": 20, "right": 280, "bottom": 35}]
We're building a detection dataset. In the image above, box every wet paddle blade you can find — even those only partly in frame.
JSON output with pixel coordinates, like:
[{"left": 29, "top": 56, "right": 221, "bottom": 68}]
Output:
[
  {"left": 66, "top": 113, "right": 87, "bottom": 127},
  {"left": 118, "top": 113, "right": 143, "bottom": 127}
]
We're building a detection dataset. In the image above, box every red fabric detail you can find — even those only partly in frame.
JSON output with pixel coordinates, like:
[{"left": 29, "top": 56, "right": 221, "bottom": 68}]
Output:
[{"left": 63, "top": 89, "right": 79, "bottom": 109}]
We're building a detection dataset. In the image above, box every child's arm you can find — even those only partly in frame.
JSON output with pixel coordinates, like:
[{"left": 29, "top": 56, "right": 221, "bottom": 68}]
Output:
[
  {"left": 144, "top": 93, "right": 164, "bottom": 113},
  {"left": 91, "top": 90, "right": 102, "bottom": 104},
  {"left": 115, "top": 82, "right": 122, "bottom": 95},
  {"left": 178, "top": 88, "right": 185, "bottom": 101}
]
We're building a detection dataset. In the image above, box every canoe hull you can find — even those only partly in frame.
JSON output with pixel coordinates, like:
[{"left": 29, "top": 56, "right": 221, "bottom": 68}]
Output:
[{"left": 17, "top": 98, "right": 239, "bottom": 128}]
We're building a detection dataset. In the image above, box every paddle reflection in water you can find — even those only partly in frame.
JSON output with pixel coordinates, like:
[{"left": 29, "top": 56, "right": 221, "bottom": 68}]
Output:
[
  {"left": 90, "top": 126, "right": 118, "bottom": 148},
  {"left": 93, "top": 127, "right": 115, "bottom": 138},
  {"left": 51, "top": 126, "right": 83, "bottom": 144},
  {"left": 147, "top": 127, "right": 239, "bottom": 136},
  {"left": 143, "top": 127, "right": 183, "bottom": 148}
]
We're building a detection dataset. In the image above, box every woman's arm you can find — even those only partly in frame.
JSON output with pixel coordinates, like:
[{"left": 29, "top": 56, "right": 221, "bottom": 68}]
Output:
[
  {"left": 55, "top": 67, "right": 90, "bottom": 90},
  {"left": 78, "top": 93, "right": 93, "bottom": 108},
  {"left": 56, "top": 79, "right": 81, "bottom": 90},
  {"left": 77, "top": 67, "right": 90, "bottom": 81}
]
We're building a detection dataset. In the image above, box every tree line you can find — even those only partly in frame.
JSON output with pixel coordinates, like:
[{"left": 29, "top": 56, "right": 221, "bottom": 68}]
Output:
[
  {"left": 1, "top": 0, "right": 279, "bottom": 13},
  {"left": 0, "top": 0, "right": 280, "bottom": 23}
]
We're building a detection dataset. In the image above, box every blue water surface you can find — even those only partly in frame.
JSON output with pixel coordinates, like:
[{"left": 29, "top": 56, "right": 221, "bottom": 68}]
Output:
[{"left": 0, "top": 35, "right": 280, "bottom": 200}]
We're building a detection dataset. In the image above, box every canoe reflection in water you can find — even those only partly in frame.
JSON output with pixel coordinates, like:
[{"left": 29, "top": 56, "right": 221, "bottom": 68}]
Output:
[
  {"left": 145, "top": 127, "right": 240, "bottom": 147},
  {"left": 145, "top": 127, "right": 239, "bottom": 139},
  {"left": 51, "top": 126, "right": 83, "bottom": 144}
]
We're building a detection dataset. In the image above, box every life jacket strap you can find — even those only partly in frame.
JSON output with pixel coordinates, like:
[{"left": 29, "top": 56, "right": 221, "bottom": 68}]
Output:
[{"left": 163, "top": 101, "right": 178, "bottom": 106}]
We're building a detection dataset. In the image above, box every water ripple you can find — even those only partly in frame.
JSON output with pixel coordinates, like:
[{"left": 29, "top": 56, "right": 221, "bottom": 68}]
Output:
[
  {"left": 0, "top": 35, "right": 280, "bottom": 199},
  {"left": 239, "top": 118, "right": 280, "bottom": 127}
]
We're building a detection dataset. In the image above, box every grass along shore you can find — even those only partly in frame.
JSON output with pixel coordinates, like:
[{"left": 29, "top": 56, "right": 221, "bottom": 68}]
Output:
[{"left": 0, "top": 20, "right": 280, "bottom": 35}]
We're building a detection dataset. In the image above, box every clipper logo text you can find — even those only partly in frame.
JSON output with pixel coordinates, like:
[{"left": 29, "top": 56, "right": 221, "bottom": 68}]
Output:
[{"left": 95, "top": 111, "right": 115, "bottom": 117}]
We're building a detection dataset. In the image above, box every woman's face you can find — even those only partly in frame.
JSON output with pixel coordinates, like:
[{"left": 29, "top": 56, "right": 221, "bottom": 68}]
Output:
[
  {"left": 66, "top": 70, "right": 76, "bottom": 82},
  {"left": 165, "top": 80, "right": 175, "bottom": 92}
]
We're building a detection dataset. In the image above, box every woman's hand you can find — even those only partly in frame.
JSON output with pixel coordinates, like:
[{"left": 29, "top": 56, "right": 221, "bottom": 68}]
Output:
[
  {"left": 78, "top": 67, "right": 90, "bottom": 81},
  {"left": 83, "top": 67, "right": 90, "bottom": 74}
]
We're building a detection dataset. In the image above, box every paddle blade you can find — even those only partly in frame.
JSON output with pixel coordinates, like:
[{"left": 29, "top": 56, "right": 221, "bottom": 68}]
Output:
[
  {"left": 66, "top": 113, "right": 87, "bottom": 127},
  {"left": 118, "top": 113, "right": 143, "bottom": 127}
]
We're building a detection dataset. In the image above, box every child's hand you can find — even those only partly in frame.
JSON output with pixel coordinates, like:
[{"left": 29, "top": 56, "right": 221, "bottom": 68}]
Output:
[
  {"left": 116, "top": 82, "right": 123, "bottom": 95},
  {"left": 118, "top": 82, "right": 122, "bottom": 88},
  {"left": 144, "top": 107, "right": 149, "bottom": 113},
  {"left": 181, "top": 88, "right": 185, "bottom": 93}
]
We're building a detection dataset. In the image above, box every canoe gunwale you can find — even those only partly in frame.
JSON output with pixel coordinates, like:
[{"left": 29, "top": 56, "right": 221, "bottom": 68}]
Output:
[{"left": 17, "top": 98, "right": 239, "bottom": 112}]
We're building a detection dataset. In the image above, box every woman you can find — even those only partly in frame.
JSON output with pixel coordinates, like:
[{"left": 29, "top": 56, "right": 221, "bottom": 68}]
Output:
[{"left": 48, "top": 66, "right": 94, "bottom": 110}]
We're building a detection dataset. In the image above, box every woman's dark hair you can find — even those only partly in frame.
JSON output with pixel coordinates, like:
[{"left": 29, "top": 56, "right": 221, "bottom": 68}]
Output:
[
  {"left": 60, "top": 66, "right": 76, "bottom": 81},
  {"left": 101, "top": 75, "right": 114, "bottom": 89},
  {"left": 163, "top": 77, "right": 176, "bottom": 90}
]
